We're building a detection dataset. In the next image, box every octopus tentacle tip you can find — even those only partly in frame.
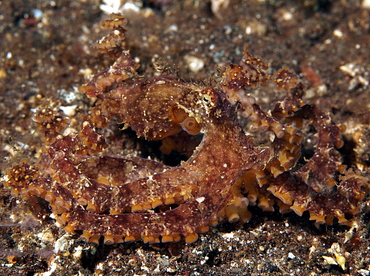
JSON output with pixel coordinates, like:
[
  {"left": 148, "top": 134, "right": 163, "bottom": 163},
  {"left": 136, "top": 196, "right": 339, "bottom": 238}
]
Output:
[{"left": 4, "top": 14, "right": 368, "bottom": 245}]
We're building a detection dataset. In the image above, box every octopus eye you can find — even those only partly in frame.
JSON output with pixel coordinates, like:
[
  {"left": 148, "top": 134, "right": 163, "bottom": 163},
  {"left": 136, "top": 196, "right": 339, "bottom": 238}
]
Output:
[
  {"left": 201, "top": 88, "right": 219, "bottom": 107},
  {"left": 180, "top": 117, "right": 201, "bottom": 135},
  {"left": 203, "top": 94, "right": 214, "bottom": 105}
]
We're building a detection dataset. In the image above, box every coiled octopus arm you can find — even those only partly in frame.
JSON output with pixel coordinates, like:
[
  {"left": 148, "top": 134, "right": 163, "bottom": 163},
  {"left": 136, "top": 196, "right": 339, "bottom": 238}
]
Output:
[
  {"left": 6, "top": 69, "right": 269, "bottom": 244},
  {"left": 220, "top": 51, "right": 367, "bottom": 225}
]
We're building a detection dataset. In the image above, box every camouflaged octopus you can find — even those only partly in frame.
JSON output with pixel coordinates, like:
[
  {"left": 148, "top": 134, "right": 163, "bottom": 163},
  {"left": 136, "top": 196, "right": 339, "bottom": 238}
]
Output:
[{"left": 5, "top": 14, "right": 368, "bottom": 244}]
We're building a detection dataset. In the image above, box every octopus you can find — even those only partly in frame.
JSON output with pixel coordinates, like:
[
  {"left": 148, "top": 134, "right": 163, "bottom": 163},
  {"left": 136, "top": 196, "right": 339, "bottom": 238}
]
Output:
[{"left": 4, "top": 14, "right": 369, "bottom": 245}]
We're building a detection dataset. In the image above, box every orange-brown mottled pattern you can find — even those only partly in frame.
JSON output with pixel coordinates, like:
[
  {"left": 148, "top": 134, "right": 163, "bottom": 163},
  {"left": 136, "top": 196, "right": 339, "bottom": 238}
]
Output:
[{"left": 4, "top": 14, "right": 368, "bottom": 244}]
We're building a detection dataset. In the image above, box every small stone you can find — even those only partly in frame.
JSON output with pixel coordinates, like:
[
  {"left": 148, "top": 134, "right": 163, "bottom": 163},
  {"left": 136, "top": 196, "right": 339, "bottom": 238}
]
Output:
[
  {"left": 184, "top": 54, "right": 204, "bottom": 73},
  {"left": 288, "top": 252, "right": 296, "bottom": 260}
]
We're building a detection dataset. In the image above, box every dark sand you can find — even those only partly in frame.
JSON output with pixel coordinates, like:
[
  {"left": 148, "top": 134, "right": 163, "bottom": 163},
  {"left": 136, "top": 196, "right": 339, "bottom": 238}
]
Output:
[{"left": 0, "top": 1, "right": 369, "bottom": 275}]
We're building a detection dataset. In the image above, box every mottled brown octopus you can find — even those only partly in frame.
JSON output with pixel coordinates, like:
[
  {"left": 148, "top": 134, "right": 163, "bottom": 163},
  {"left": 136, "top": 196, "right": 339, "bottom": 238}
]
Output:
[{"left": 5, "top": 14, "right": 368, "bottom": 245}]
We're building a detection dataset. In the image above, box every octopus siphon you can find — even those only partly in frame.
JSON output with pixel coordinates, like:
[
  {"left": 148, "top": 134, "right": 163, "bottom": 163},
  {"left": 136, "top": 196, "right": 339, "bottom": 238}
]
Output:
[{"left": 4, "top": 14, "right": 369, "bottom": 245}]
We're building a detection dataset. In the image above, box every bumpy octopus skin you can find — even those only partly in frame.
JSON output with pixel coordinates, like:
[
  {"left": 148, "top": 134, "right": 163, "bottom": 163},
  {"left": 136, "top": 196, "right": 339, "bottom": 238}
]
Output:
[{"left": 4, "top": 14, "right": 368, "bottom": 244}]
